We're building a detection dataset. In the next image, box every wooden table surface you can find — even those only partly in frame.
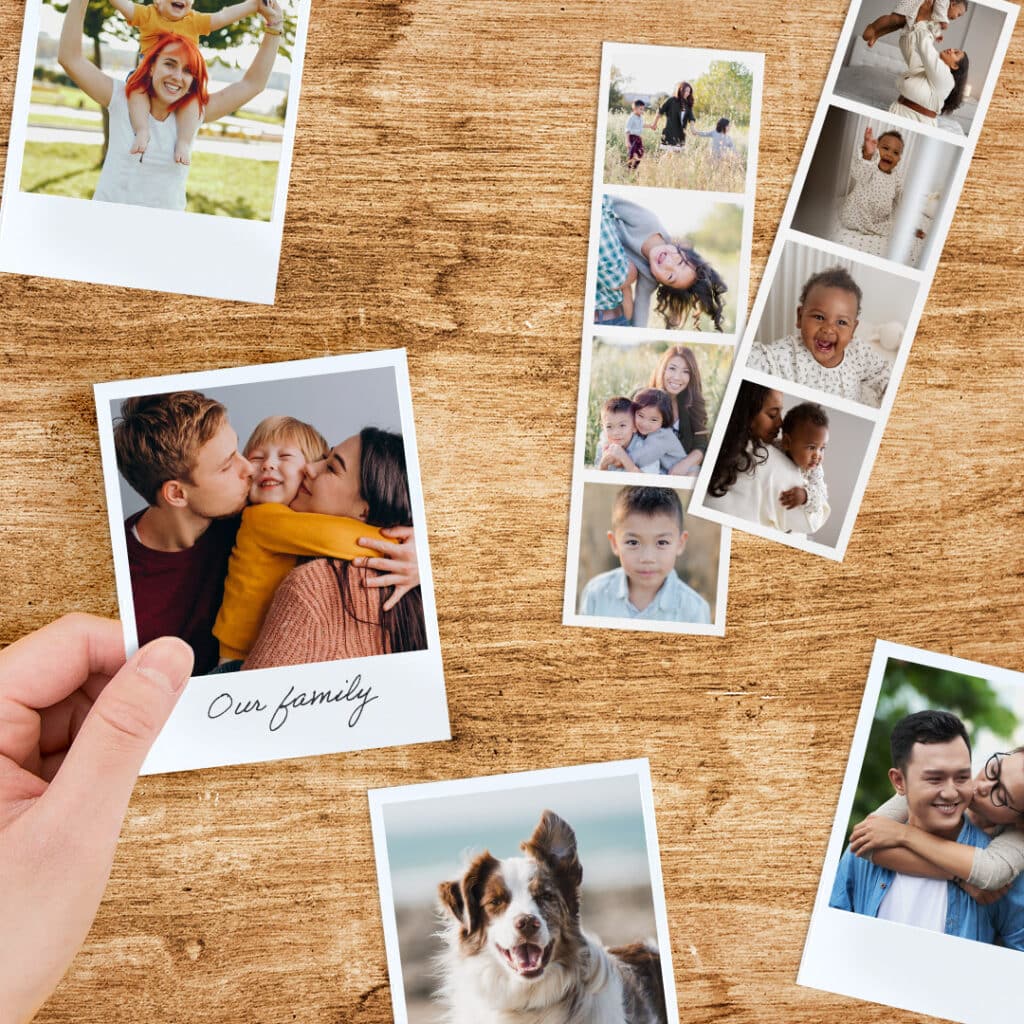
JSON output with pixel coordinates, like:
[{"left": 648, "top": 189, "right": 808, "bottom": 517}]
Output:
[{"left": 2, "top": 1, "right": 1023, "bottom": 1021}]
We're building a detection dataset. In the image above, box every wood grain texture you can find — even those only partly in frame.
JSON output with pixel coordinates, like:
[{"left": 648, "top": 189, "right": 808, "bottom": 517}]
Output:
[{"left": 1, "top": 0, "right": 1023, "bottom": 1020}]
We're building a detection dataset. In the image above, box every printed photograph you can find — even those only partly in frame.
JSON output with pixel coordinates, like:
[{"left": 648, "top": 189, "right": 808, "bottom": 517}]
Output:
[
  {"left": 595, "top": 185, "right": 743, "bottom": 333},
  {"left": 100, "top": 359, "right": 426, "bottom": 678},
  {"left": 791, "top": 105, "right": 963, "bottom": 269},
  {"left": 585, "top": 338, "right": 734, "bottom": 476},
  {"left": 748, "top": 238, "right": 920, "bottom": 409},
  {"left": 836, "top": 0, "right": 1008, "bottom": 136},
  {"left": 369, "top": 761, "right": 677, "bottom": 1024},
  {"left": 22, "top": 0, "right": 297, "bottom": 219},
  {"left": 574, "top": 483, "right": 720, "bottom": 627},
  {"left": 701, "top": 380, "right": 874, "bottom": 550},
  {"left": 603, "top": 44, "right": 754, "bottom": 193},
  {"left": 800, "top": 642, "right": 1024, "bottom": 1023}
]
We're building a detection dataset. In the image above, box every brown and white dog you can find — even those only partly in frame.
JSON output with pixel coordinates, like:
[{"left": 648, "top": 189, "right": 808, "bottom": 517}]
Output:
[{"left": 436, "top": 809, "right": 667, "bottom": 1024}]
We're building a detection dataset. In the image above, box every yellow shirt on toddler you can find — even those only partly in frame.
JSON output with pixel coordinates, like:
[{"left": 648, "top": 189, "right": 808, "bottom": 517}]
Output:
[
  {"left": 131, "top": 4, "right": 212, "bottom": 53},
  {"left": 213, "top": 504, "right": 388, "bottom": 662}
]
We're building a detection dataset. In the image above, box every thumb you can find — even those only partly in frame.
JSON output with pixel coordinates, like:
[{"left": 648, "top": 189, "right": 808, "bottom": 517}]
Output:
[{"left": 45, "top": 637, "right": 193, "bottom": 835}]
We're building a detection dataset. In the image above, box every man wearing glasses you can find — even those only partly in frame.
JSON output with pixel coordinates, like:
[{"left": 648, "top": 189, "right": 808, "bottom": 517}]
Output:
[{"left": 830, "top": 710, "right": 1024, "bottom": 947}]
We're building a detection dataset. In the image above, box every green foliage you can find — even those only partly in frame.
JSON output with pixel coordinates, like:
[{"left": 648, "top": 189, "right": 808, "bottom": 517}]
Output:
[
  {"left": 845, "top": 659, "right": 1020, "bottom": 840},
  {"left": 692, "top": 61, "right": 753, "bottom": 127},
  {"left": 584, "top": 341, "right": 734, "bottom": 464},
  {"left": 607, "top": 64, "right": 629, "bottom": 113},
  {"left": 20, "top": 139, "right": 277, "bottom": 220}
]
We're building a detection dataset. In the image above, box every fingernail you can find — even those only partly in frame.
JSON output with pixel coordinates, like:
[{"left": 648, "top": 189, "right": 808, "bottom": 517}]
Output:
[{"left": 137, "top": 638, "right": 194, "bottom": 693}]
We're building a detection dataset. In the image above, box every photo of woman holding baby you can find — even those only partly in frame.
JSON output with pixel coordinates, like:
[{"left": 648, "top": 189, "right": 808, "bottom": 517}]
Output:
[{"left": 594, "top": 189, "right": 738, "bottom": 331}]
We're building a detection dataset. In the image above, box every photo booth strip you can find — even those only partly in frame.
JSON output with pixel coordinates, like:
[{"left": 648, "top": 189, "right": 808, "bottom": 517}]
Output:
[
  {"left": 0, "top": 0, "right": 310, "bottom": 303},
  {"left": 799, "top": 640, "right": 1024, "bottom": 1022},
  {"left": 368, "top": 759, "right": 679, "bottom": 1024},
  {"left": 689, "top": 0, "right": 1019, "bottom": 560},
  {"left": 94, "top": 349, "right": 450, "bottom": 774},
  {"left": 562, "top": 42, "right": 765, "bottom": 636}
]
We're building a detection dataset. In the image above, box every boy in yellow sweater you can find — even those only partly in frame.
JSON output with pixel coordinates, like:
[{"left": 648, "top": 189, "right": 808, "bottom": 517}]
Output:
[
  {"left": 212, "top": 415, "right": 384, "bottom": 668},
  {"left": 110, "top": 0, "right": 270, "bottom": 164}
]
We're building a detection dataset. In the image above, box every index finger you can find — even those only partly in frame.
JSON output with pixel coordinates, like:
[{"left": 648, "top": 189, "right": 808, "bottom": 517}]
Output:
[
  {"left": 357, "top": 536, "right": 405, "bottom": 556},
  {"left": 0, "top": 614, "right": 125, "bottom": 710}
]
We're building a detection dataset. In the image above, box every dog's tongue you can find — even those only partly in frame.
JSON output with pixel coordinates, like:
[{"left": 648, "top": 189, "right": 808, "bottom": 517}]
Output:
[{"left": 514, "top": 943, "right": 542, "bottom": 971}]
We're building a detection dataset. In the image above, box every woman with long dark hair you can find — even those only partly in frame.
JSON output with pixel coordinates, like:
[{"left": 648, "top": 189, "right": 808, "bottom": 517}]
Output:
[
  {"left": 650, "top": 81, "right": 696, "bottom": 149},
  {"left": 649, "top": 345, "right": 708, "bottom": 475},
  {"left": 888, "top": 20, "right": 970, "bottom": 125},
  {"left": 245, "top": 427, "right": 426, "bottom": 668}
]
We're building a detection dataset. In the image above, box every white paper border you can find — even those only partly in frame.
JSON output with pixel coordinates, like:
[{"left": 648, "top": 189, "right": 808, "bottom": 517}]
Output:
[
  {"left": 368, "top": 758, "right": 679, "bottom": 1024},
  {"left": 689, "top": 0, "right": 1019, "bottom": 561},
  {"left": 798, "top": 640, "right": 1024, "bottom": 1021},
  {"left": 94, "top": 349, "right": 450, "bottom": 774},
  {"left": 0, "top": 0, "right": 311, "bottom": 304},
  {"left": 563, "top": 42, "right": 767, "bottom": 635}
]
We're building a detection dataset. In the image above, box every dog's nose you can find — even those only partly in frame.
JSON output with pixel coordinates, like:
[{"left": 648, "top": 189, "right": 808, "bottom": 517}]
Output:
[{"left": 514, "top": 914, "right": 541, "bottom": 937}]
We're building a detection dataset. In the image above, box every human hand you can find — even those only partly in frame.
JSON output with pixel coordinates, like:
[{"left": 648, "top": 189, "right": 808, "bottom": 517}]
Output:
[
  {"left": 958, "top": 880, "right": 1011, "bottom": 906},
  {"left": 848, "top": 815, "right": 909, "bottom": 857},
  {"left": 356, "top": 525, "right": 420, "bottom": 611},
  {"left": 0, "top": 615, "right": 193, "bottom": 1024},
  {"left": 260, "top": 0, "right": 283, "bottom": 30},
  {"left": 779, "top": 486, "right": 808, "bottom": 509},
  {"left": 863, "top": 126, "right": 877, "bottom": 159}
]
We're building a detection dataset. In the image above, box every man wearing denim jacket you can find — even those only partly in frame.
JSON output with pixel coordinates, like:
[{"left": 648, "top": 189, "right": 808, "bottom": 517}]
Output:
[{"left": 830, "top": 710, "right": 1024, "bottom": 948}]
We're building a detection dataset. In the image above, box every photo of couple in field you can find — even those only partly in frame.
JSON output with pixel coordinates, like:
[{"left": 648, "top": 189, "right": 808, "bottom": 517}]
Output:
[
  {"left": 21, "top": 0, "right": 298, "bottom": 220},
  {"left": 604, "top": 50, "right": 754, "bottom": 194}
]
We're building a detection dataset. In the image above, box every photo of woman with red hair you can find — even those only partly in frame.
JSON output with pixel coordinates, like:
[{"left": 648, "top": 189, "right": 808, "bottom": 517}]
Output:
[{"left": 57, "top": 0, "right": 283, "bottom": 211}]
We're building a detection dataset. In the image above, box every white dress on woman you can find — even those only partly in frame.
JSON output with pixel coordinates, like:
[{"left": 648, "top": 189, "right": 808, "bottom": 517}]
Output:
[
  {"left": 92, "top": 80, "right": 192, "bottom": 211},
  {"left": 888, "top": 21, "right": 955, "bottom": 122}
]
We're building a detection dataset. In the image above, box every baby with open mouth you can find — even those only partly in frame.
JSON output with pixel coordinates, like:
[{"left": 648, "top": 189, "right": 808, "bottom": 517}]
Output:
[
  {"left": 748, "top": 265, "right": 893, "bottom": 409},
  {"left": 210, "top": 415, "right": 385, "bottom": 671}
]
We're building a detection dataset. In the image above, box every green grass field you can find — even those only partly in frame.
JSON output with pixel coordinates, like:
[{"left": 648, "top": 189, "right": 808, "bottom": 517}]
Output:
[
  {"left": 604, "top": 111, "right": 748, "bottom": 193},
  {"left": 20, "top": 140, "right": 278, "bottom": 220},
  {"left": 585, "top": 340, "right": 735, "bottom": 465},
  {"left": 31, "top": 83, "right": 101, "bottom": 111}
]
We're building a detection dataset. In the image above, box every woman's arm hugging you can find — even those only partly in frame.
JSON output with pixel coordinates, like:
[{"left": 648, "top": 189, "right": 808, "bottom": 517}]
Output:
[
  {"left": 204, "top": 0, "right": 284, "bottom": 124},
  {"left": 58, "top": 0, "right": 114, "bottom": 108}
]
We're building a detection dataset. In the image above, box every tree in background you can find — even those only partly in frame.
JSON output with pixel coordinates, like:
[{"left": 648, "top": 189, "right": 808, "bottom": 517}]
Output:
[
  {"left": 845, "top": 659, "right": 1019, "bottom": 839},
  {"left": 44, "top": 0, "right": 296, "bottom": 159},
  {"left": 608, "top": 65, "right": 629, "bottom": 112},
  {"left": 692, "top": 60, "right": 753, "bottom": 126}
]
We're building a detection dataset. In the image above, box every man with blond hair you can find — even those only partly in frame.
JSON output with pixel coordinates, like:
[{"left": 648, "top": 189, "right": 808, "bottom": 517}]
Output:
[{"left": 114, "top": 391, "right": 253, "bottom": 674}]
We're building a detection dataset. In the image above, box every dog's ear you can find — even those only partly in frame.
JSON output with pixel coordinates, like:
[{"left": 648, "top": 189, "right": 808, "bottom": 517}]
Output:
[
  {"left": 459, "top": 851, "right": 499, "bottom": 935},
  {"left": 521, "top": 810, "right": 583, "bottom": 915},
  {"left": 438, "top": 879, "right": 465, "bottom": 923}
]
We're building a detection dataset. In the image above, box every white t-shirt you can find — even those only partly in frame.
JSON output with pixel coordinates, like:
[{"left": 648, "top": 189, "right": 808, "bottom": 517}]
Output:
[
  {"left": 93, "top": 80, "right": 192, "bottom": 211},
  {"left": 877, "top": 873, "right": 948, "bottom": 932}
]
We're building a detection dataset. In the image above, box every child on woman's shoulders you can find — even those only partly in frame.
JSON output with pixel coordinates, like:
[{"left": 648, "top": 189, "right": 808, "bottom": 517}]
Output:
[
  {"left": 749, "top": 266, "right": 891, "bottom": 408},
  {"left": 211, "top": 415, "right": 384, "bottom": 670}
]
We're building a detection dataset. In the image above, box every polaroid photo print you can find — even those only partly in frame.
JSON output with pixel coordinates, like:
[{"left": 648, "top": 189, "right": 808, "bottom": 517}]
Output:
[
  {"left": 94, "top": 349, "right": 449, "bottom": 774},
  {"left": 563, "top": 42, "right": 765, "bottom": 635},
  {"left": 368, "top": 759, "right": 678, "bottom": 1024},
  {"left": 0, "top": 0, "right": 311, "bottom": 303},
  {"left": 800, "top": 640, "right": 1024, "bottom": 1022},
  {"left": 689, "top": 0, "right": 1018, "bottom": 561}
]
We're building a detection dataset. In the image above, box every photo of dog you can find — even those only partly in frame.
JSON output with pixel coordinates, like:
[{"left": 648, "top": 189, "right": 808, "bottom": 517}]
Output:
[
  {"left": 436, "top": 809, "right": 667, "bottom": 1024},
  {"left": 369, "top": 761, "right": 677, "bottom": 1024}
]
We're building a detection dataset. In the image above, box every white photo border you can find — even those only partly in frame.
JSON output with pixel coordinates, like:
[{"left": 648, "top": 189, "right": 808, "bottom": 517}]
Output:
[
  {"left": 94, "top": 348, "right": 450, "bottom": 775},
  {"left": 368, "top": 758, "right": 680, "bottom": 1024},
  {"left": 0, "top": 0, "right": 311, "bottom": 304},
  {"left": 563, "top": 42, "right": 767, "bottom": 635},
  {"left": 689, "top": 0, "right": 1019, "bottom": 561},
  {"left": 798, "top": 639, "right": 1024, "bottom": 1022}
]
